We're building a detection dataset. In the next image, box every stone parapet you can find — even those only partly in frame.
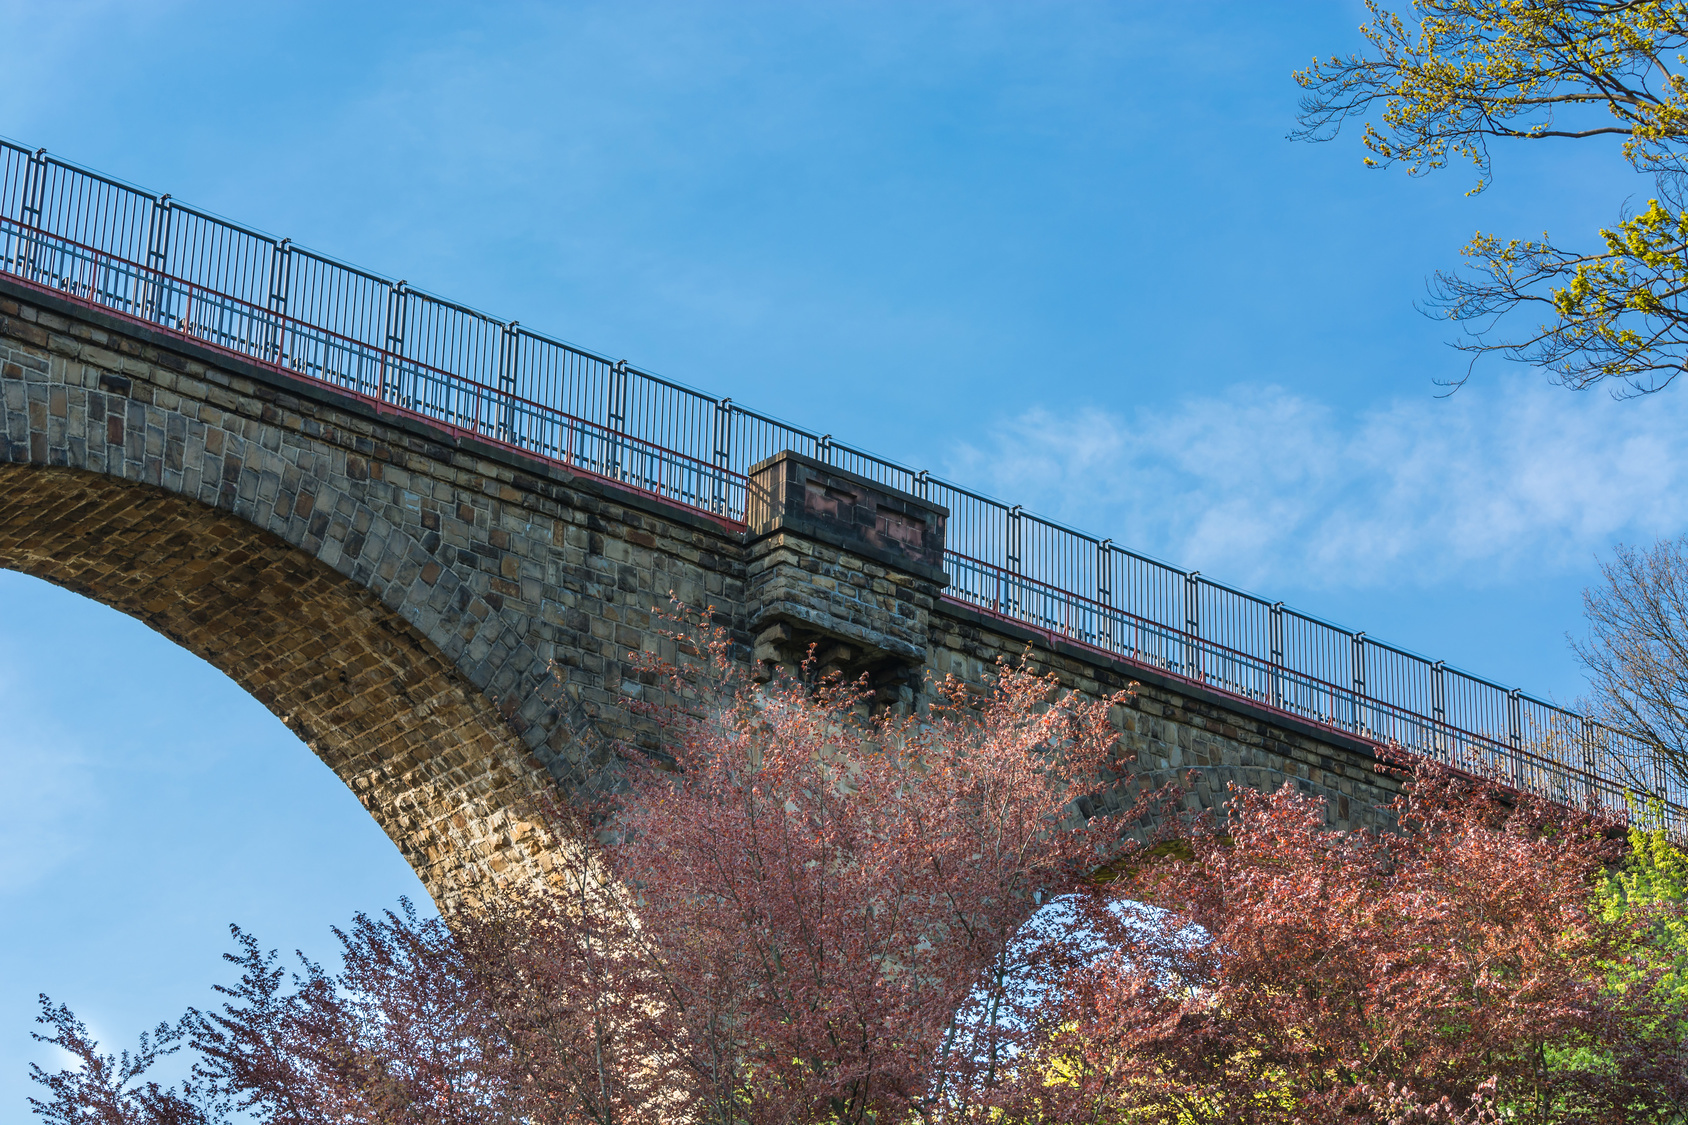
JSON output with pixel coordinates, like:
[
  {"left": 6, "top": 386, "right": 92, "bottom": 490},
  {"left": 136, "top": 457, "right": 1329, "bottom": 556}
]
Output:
[
  {"left": 743, "top": 451, "right": 947, "bottom": 701},
  {"left": 745, "top": 450, "right": 947, "bottom": 580}
]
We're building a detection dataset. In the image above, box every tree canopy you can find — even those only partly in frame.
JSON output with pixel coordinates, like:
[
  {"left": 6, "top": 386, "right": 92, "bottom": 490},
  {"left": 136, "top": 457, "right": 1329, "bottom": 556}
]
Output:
[
  {"left": 26, "top": 622, "right": 1688, "bottom": 1123},
  {"left": 1296, "top": 1, "right": 1688, "bottom": 392}
]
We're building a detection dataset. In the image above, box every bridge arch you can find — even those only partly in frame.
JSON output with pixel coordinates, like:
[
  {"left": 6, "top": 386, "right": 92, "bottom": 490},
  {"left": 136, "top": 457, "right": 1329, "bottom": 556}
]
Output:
[
  {"left": 0, "top": 284, "right": 746, "bottom": 906},
  {"left": 0, "top": 464, "right": 567, "bottom": 905}
]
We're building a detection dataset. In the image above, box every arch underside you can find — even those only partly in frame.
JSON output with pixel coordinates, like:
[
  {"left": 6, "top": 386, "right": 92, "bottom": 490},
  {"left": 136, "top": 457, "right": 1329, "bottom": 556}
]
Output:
[{"left": 0, "top": 463, "right": 563, "bottom": 906}]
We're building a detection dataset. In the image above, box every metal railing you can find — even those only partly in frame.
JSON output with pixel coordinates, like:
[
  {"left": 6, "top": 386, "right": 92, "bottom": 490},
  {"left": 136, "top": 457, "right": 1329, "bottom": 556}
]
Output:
[{"left": 1, "top": 139, "right": 1681, "bottom": 833}]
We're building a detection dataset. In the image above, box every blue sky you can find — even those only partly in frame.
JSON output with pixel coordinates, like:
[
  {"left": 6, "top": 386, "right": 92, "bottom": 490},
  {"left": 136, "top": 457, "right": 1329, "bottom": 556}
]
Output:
[{"left": 0, "top": 0, "right": 1678, "bottom": 1107}]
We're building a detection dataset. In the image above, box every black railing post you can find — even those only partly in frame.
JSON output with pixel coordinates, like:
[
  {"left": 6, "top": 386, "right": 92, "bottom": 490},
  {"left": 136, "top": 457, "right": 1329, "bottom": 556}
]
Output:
[
  {"left": 497, "top": 321, "right": 520, "bottom": 443},
  {"left": 713, "top": 398, "right": 733, "bottom": 514},
  {"left": 1005, "top": 505, "right": 1023, "bottom": 617},
  {"left": 606, "top": 359, "right": 629, "bottom": 480},
  {"left": 381, "top": 281, "right": 408, "bottom": 405},
  {"left": 17, "top": 149, "right": 47, "bottom": 281},
  {"left": 1269, "top": 601, "right": 1284, "bottom": 710},
  {"left": 145, "top": 196, "right": 171, "bottom": 272},
  {"left": 1508, "top": 688, "right": 1524, "bottom": 788},
  {"left": 1431, "top": 660, "right": 1448, "bottom": 764},
  {"left": 1185, "top": 571, "right": 1201, "bottom": 679},
  {"left": 1098, "top": 539, "right": 1114, "bottom": 652},
  {"left": 143, "top": 194, "right": 172, "bottom": 325},
  {"left": 1581, "top": 716, "right": 1598, "bottom": 808},
  {"left": 265, "top": 238, "right": 292, "bottom": 364},
  {"left": 1351, "top": 632, "right": 1367, "bottom": 734},
  {"left": 19, "top": 148, "right": 45, "bottom": 229}
]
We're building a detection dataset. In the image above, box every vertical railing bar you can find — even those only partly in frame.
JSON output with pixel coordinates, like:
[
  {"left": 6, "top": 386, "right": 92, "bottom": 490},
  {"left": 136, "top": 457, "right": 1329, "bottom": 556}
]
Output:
[
  {"left": 1351, "top": 632, "right": 1366, "bottom": 735},
  {"left": 381, "top": 280, "right": 406, "bottom": 405},
  {"left": 714, "top": 399, "right": 733, "bottom": 515},
  {"left": 1185, "top": 572, "right": 1200, "bottom": 679},
  {"left": 1519, "top": 682, "right": 1532, "bottom": 787},
  {"left": 498, "top": 319, "right": 519, "bottom": 442},
  {"left": 1269, "top": 601, "right": 1284, "bottom": 710},
  {"left": 607, "top": 359, "right": 628, "bottom": 479},
  {"left": 18, "top": 148, "right": 47, "bottom": 279}
]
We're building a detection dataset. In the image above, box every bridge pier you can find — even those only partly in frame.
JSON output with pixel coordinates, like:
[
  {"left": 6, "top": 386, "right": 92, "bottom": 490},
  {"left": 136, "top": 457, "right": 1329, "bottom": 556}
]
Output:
[{"left": 743, "top": 450, "right": 947, "bottom": 705}]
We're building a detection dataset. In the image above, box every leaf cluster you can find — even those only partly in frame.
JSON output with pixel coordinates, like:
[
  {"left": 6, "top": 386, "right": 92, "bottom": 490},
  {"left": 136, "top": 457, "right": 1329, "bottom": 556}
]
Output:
[
  {"left": 600, "top": 629, "right": 1147, "bottom": 1123},
  {"left": 1297, "top": 1, "right": 1688, "bottom": 190},
  {"left": 1021, "top": 769, "right": 1688, "bottom": 1124},
  {"left": 1433, "top": 196, "right": 1688, "bottom": 390},
  {"left": 1296, "top": 2, "right": 1688, "bottom": 390}
]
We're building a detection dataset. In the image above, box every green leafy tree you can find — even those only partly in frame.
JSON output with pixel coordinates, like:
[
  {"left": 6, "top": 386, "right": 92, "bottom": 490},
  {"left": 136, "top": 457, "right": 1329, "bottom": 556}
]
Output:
[
  {"left": 1296, "top": 1, "right": 1688, "bottom": 391},
  {"left": 1601, "top": 819, "right": 1688, "bottom": 1007}
]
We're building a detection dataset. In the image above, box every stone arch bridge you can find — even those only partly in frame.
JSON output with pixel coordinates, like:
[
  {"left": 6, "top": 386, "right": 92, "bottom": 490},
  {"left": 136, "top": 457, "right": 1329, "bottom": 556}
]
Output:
[{"left": 0, "top": 145, "right": 1665, "bottom": 905}]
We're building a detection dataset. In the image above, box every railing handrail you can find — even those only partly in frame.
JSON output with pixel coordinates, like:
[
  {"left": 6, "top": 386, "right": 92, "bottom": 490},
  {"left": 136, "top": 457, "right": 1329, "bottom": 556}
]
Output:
[
  {"left": 0, "top": 215, "right": 746, "bottom": 481},
  {"left": 945, "top": 550, "right": 1602, "bottom": 783},
  {"left": 946, "top": 551, "right": 1671, "bottom": 826},
  {"left": 2, "top": 136, "right": 1679, "bottom": 829}
]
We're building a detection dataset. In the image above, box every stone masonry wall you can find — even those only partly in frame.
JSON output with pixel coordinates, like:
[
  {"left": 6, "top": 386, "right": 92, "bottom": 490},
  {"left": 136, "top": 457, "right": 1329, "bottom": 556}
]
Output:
[
  {"left": 0, "top": 278, "right": 742, "bottom": 905},
  {"left": 0, "top": 275, "right": 1400, "bottom": 907},
  {"left": 924, "top": 604, "right": 1402, "bottom": 833}
]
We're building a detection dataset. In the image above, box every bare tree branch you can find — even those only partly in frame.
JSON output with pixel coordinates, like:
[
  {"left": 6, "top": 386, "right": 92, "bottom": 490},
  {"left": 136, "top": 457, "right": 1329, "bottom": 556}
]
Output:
[
  {"left": 1575, "top": 536, "right": 1688, "bottom": 795},
  {"left": 1297, "top": 1, "right": 1688, "bottom": 391}
]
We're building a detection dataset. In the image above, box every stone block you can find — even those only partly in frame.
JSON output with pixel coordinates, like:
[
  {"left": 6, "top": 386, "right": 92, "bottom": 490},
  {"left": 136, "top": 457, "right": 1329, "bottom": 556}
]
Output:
[{"left": 745, "top": 450, "right": 947, "bottom": 580}]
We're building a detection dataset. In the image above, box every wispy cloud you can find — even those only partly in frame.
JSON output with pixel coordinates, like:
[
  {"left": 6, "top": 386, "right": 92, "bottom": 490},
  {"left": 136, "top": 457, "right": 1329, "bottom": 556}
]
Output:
[{"left": 946, "top": 377, "right": 1688, "bottom": 591}]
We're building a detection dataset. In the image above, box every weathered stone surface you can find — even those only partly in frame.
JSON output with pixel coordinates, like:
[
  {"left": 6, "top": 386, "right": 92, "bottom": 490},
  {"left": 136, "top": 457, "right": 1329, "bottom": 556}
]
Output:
[
  {"left": 743, "top": 453, "right": 949, "bottom": 701},
  {"left": 930, "top": 601, "right": 1400, "bottom": 832},
  {"left": 0, "top": 279, "right": 741, "bottom": 905},
  {"left": 747, "top": 450, "right": 947, "bottom": 577},
  {"left": 0, "top": 466, "right": 559, "bottom": 903},
  {"left": 0, "top": 277, "right": 1400, "bottom": 908}
]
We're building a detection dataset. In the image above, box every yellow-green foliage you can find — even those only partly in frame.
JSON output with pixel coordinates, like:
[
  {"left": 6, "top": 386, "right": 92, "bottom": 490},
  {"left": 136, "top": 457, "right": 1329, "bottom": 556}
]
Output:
[
  {"left": 1295, "top": 2, "right": 1688, "bottom": 392},
  {"left": 1297, "top": 1, "right": 1688, "bottom": 188},
  {"left": 1601, "top": 824, "right": 1688, "bottom": 1006}
]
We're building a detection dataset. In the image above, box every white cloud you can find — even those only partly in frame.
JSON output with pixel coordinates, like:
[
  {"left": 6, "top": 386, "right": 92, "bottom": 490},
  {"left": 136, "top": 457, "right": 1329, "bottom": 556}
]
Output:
[{"left": 946, "top": 376, "right": 1688, "bottom": 591}]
